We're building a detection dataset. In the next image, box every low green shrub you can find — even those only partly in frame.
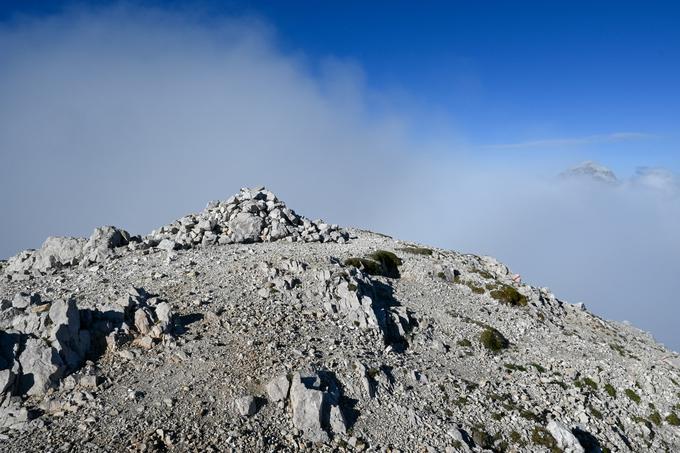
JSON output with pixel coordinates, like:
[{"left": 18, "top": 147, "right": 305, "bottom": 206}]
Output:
[
  {"left": 480, "top": 327, "right": 509, "bottom": 352},
  {"left": 625, "top": 389, "right": 641, "bottom": 404},
  {"left": 666, "top": 412, "right": 680, "bottom": 426},
  {"left": 575, "top": 377, "right": 598, "bottom": 391},
  {"left": 397, "top": 246, "right": 433, "bottom": 256},
  {"left": 490, "top": 285, "right": 528, "bottom": 307},
  {"left": 604, "top": 383, "right": 617, "bottom": 397},
  {"left": 344, "top": 250, "right": 402, "bottom": 278},
  {"left": 531, "top": 426, "right": 559, "bottom": 451}
]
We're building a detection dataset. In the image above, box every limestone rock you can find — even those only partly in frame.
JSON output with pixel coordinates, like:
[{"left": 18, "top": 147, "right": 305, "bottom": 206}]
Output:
[
  {"left": 266, "top": 374, "right": 290, "bottom": 403},
  {"left": 234, "top": 395, "right": 258, "bottom": 417},
  {"left": 228, "top": 212, "right": 264, "bottom": 243},
  {"left": 547, "top": 421, "right": 585, "bottom": 453},
  {"left": 289, "top": 373, "right": 329, "bottom": 443},
  {"left": 18, "top": 338, "right": 65, "bottom": 396}
]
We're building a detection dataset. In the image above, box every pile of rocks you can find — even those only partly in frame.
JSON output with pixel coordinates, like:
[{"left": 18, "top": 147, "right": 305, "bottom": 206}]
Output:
[
  {"left": 0, "top": 287, "right": 173, "bottom": 402},
  {"left": 149, "top": 187, "right": 348, "bottom": 250},
  {"left": 313, "top": 265, "right": 414, "bottom": 349},
  {"left": 4, "top": 226, "right": 135, "bottom": 280},
  {"left": 2, "top": 188, "right": 349, "bottom": 282}
]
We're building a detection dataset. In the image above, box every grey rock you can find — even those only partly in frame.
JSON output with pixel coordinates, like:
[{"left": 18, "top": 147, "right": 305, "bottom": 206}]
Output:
[
  {"left": 33, "top": 236, "right": 86, "bottom": 272},
  {"left": 266, "top": 374, "right": 290, "bottom": 402},
  {"left": 547, "top": 421, "right": 585, "bottom": 453},
  {"left": 157, "top": 239, "right": 178, "bottom": 252},
  {"left": 289, "top": 373, "right": 329, "bottom": 443},
  {"left": 228, "top": 212, "right": 264, "bottom": 243},
  {"left": 329, "top": 405, "right": 346, "bottom": 435},
  {"left": 134, "top": 308, "right": 152, "bottom": 336},
  {"left": 154, "top": 302, "right": 172, "bottom": 332},
  {"left": 0, "top": 368, "right": 15, "bottom": 394},
  {"left": 12, "top": 292, "right": 39, "bottom": 309},
  {"left": 83, "top": 226, "right": 130, "bottom": 263},
  {"left": 49, "top": 298, "right": 86, "bottom": 368},
  {"left": 18, "top": 338, "right": 65, "bottom": 396},
  {"left": 234, "top": 395, "right": 257, "bottom": 417},
  {"left": 0, "top": 402, "right": 29, "bottom": 430}
]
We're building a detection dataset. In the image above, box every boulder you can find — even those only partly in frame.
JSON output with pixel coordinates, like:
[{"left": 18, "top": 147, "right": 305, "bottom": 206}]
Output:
[
  {"left": 228, "top": 212, "right": 264, "bottom": 243},
  {"left": 83, "top": 226, "right": 130, "bottom": 263},
  {"left": 289, "top": 373, "right": 329, "bottom": 443},
  {"left": 5, "top": 250, "right": 37, "bottom": 276},
  {"left": 266, "top": 374, "right": 290, "bottom": 402},
  {"left": 49, "top": 298, "right": 87, "bottom": 368},
  {"left": 234, "top": 395, "right": 258, "bottom": 417},
  {"left": 33, "top": 236, "right": 86, "bottom": 272},
  {"left": 18, "top": 338, "right": 65, "bottom": 396},
  {"left": 12, "top": 292, "right": 39, "bottom": 309},
  {"left": 547, "top": 421, "right": 585, "bottom": 453},
  {"left": 157, "top": 239, "right": 177, "bottom": 252},
  {"left": 0, "top": 368, "right": 15, "bottom": 394},
  {"left": 154, "top": 302, "right": 173, "bottom": 332},
  {"left": 134, "top": 308, "right": 152, "bottom": 336},
  {"left": 0, "top": 401, "right": 30, "bottom": 430}
]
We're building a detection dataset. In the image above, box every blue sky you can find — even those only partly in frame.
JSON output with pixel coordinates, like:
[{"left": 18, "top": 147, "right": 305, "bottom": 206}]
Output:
[
  {"left": 1, "top": 2, "right": 679, "bottom": 349},
  {"left": 2, "top": 1, "right": 679, "bottom": 175}
]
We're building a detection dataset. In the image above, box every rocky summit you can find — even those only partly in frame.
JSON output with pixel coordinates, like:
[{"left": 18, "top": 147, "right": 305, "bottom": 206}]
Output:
[{"left": 0, "top": 187, "right": 679, "bottom": 452}]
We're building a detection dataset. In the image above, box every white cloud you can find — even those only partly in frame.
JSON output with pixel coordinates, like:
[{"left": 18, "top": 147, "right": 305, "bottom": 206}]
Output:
[{"left": 630, "top": 167, "right": 680, "bottom": 195}]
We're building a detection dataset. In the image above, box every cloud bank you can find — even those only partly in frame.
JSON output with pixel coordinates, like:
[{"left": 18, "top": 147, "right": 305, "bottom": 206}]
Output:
[{"left": 1, "top": 6, "right": 679, "bottom": 350}]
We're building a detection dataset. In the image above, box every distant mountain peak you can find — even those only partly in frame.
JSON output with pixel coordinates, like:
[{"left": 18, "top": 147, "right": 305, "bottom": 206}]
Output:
[{"left": 560, "top": 160, "right": 618, "bottom": 184}]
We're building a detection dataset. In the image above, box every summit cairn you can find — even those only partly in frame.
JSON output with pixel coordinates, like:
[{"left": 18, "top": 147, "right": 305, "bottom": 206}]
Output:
[{"left": 149, "top": 186, "right": 348, "bottom": 249}]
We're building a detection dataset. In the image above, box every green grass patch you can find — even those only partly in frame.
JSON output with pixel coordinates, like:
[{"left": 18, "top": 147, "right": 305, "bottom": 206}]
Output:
[
  {"left": 470, "top": 268, "right": 494, "bottom": 279},
  {"left": 490, "top": 284, "right": 528, "bottom": 307},
  {"left": 397, "top": 246, "right": 433, "bottom": 256},
  {"left": 480, "top": 327, "right": 509, "bottom": 352},
  {"left": 344, "top": 250, "right": 402, "bottom": 278},
  {"left": 530, "top": 363, "right": 547, "bottom": 373},
  {"left": 575, "top": 377, "right": 598, "bottom": 391},
  {"left": 666, "top": 412, "right": 680, "bottom": 426},
  {"left": 604, "top": 383, "right": 617, "bottom": 398},
  {"left": 457, "top": 339, "right": 472, "bottom": 347},
  {"left": 463, "top": 281, "right": 486, "bottom": 294},
  {"left": 531, "top": 426, "right": 559, "bottom": 451},
  {"left": 609, "top": 343, "right": 627, "bottom": 357},
  {"left": 625, "top": 389, "right": 641, "bottom": 404},
  {"left": 548, "top": 380, "right": 568, "bottom": 390},
  {"left": 590, "top": 406, "right": 603, "bottom": 419}
]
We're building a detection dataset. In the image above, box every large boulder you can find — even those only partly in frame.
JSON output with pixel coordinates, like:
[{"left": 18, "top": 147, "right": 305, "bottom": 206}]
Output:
[
  {"left": 18, "top": 338, "right": 65, "bottom": 396},
  {"left": 228, "top": 212, "right": 264, "bottom": 243},
  {"left": 288, "top": 371, "right": 347, "bottom": 443},
  {"left": 32, "top": 236, "right": 86, "bottom": 272},
  {"left": 49, "top": 299, "right": 88, "bottom": 368},
  {"left": 83, "top": 226, "right": 130, "bottom": 263},
  {"left": 547, "top": 421, "right": 585, "bottom": 453},
  {"left": 290, "top": 373, "right": 329, "bottom": 443},
  {"left": 5, "top": 250, "right": 37, "bottom": 277},
  {"left": 266, "top": 374, "right": 291, "bottom": 403}
]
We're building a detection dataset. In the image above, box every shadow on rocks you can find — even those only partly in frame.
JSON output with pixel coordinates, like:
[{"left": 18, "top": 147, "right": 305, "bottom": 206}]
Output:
[
  {"left": 365, "top": 280, "right": 418, "bottom": 353},
  {"left": 573, "top": 426, "right": 604, "bottom": 453}
]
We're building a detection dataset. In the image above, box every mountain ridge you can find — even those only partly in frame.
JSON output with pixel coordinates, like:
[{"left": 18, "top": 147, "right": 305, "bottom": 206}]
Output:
[{"left": 1, "top": 187, "right": 679, "bottom": 452}]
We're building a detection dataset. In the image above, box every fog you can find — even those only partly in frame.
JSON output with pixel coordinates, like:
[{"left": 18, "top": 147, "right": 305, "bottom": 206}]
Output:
[{"left": 1, "top": 6, "right": 678, "bottom": 350}]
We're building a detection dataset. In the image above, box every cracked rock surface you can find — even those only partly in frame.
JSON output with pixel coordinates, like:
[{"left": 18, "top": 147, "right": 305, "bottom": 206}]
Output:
[{"left": 0, "top": 187, "right": 679, "bottom": 452}]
